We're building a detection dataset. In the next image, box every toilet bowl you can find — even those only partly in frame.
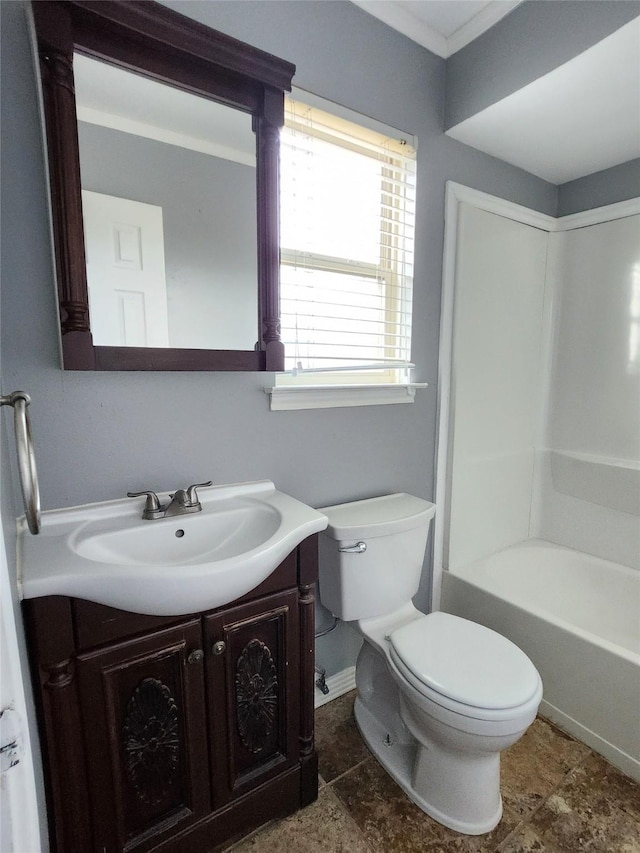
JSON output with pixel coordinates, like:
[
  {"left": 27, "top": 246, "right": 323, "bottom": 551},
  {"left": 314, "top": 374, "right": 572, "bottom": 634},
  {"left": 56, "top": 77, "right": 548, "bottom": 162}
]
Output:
[{"left": 318, "top": 494, "right": 543, "bottom": 835}]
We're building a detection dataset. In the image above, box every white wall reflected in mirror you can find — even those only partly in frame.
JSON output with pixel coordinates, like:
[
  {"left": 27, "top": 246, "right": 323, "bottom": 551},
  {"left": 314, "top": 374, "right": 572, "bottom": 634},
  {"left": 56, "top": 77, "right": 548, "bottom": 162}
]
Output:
[{"left": 74, "top": 54, "right": 258, "bottom": 350}]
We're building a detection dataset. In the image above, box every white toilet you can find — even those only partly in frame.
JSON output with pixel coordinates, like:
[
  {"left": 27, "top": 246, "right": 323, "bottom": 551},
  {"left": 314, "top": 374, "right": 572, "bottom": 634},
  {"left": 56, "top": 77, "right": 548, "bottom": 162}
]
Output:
[{"left": 318, "top": 493, "right": 542, "bottom": 836}]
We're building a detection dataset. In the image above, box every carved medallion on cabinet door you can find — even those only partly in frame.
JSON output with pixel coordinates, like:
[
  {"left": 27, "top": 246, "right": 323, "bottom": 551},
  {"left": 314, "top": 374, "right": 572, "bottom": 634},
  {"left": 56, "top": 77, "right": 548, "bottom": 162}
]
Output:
[
  {"left": 236, "top": 639, "right": 279, "bottom": 753},
  {"left": 122, "top": 677, "right": 180, "bottom": 805},
  {"left": 76, "top": 620, "right": 210, "bottom": 853},
  {"left": 205, "top": 589, "right": 300, "bottom": 803}
]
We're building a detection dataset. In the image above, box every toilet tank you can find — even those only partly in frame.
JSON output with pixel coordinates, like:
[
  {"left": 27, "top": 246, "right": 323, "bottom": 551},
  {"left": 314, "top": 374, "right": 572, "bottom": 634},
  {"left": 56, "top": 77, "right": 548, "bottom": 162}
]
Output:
[{"left": 318, "top": 493, "right": 436, "bottom": 622}]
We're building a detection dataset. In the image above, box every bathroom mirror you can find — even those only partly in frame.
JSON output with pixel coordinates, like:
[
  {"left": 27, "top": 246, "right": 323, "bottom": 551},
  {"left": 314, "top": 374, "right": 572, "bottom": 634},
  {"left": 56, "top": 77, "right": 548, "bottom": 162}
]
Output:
[
  {"left": 33, "top": 0, "right": 295, "bottom": 371},
  {"left": 76, "top": 55, "right": 259, "bottom": 352}
]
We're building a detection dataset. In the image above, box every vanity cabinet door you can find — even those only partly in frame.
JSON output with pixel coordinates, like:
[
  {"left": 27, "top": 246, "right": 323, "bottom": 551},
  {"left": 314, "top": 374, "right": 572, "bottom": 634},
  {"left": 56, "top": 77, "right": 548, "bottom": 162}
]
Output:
[
  {"left": 205, "top": 590, "right": 300, "bottom": 805},
  {"left": 76, "top": 620, "right": 210, "bottom": 853}
]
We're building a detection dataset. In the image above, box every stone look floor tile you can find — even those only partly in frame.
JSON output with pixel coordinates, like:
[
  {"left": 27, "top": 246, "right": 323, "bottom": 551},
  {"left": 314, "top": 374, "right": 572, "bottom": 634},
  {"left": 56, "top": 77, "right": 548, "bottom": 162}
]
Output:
[
  {"left": 497, "top": 823, "right": 559, "bottom": 852},
  {"left": 314, "top": 691, "right": 371, "bottom": 782},
  {"left": 499, "top": 717, "right": 592, "bottom": 819},
  {"left": 527, "top": 753, "right": 640, "bottom": 852},
  {"left": 331, "top": 756, "right": 517, "bottom": 852},
  {"left": 226, "top": 785, "right": 372, "bottom": 853},
  {"left": 219, "top": 691, "right": 640, "bottom": 852}
]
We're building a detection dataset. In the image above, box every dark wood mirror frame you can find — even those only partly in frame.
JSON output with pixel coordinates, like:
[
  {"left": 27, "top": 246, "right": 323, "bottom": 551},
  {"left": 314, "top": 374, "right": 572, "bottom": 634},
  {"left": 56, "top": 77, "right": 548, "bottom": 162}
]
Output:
[{"left": 33, "top": 0, "right": 295, "bottom": 371}]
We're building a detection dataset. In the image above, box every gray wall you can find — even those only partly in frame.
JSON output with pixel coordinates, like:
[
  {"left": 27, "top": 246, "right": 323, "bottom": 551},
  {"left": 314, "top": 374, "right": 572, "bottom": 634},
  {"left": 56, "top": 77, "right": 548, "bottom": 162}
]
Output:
[
  {"left": 445, "top": 0, "right": 640, "bottom": 130},
  {"left": 1, "top": 0, "right": 557, "bottom": 513},
  {"left": 1, "top": 0, "right": 558, "bottom": 711},
  {"left": 0, "top": 3, "right": 560, "bottom": 835},
  {"left": 557, "top": 158, "right": 640, "bottom": 217},
  {"left": 5, "top": 0, "right": 635, "bottom": 839},
  {"left": 78, "top": 122, "right": 258, "bottom": 349}
]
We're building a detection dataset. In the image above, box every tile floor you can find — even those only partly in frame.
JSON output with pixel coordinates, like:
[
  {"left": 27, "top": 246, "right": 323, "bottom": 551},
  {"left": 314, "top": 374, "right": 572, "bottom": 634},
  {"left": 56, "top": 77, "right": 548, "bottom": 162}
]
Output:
[{"left": 223, "top": 691, "right": 640, "bottom": 852}]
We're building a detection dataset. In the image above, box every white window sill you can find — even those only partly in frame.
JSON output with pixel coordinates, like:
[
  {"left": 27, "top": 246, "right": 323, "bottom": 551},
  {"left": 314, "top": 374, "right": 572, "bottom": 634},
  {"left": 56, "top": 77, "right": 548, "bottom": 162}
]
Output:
[{"left": 264, "top": 382, "right": 428, "bottom": 411}]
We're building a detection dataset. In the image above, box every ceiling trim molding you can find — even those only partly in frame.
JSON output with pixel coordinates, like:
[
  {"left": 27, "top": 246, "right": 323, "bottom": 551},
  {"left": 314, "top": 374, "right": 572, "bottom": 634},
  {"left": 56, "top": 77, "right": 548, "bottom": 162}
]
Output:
[
  {"left": 447, "top": 1, "right": 523, "bottom": 56},
  {"left": 351, "top": 1, "right": 447, "bottom": 57},
  {"left": 351, "top": 0, "right": 522, "bottom": 58}
]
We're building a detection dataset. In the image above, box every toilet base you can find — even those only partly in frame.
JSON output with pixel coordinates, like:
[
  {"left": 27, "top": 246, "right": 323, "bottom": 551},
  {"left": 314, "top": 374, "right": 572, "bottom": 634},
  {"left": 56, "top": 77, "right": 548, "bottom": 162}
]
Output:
[{"left": 354, "top": 696, "right": 503, "bottom": 835}]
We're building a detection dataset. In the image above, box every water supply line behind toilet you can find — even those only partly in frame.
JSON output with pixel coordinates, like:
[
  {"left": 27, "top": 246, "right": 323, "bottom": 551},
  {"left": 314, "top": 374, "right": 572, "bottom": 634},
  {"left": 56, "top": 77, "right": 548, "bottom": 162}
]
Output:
[{"left": 314, "top": 610, "right": 338, "bottom": 696}]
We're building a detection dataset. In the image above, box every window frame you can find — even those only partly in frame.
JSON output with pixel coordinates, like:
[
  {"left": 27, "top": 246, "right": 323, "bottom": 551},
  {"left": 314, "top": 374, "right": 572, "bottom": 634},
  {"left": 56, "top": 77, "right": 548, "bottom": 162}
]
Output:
[{"left": 267, "top": 92, "right": 423, "bottom": 409}]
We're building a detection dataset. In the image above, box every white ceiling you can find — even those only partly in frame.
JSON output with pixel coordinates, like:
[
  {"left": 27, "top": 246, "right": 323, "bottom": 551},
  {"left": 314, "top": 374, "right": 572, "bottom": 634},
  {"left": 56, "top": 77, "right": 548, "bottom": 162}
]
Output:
[
  {"left": 446, "top": 18, "right": 640, "bottom": 184},
  {"left": 74, "top": 54, "right": 256, "bottom": 166},
  {"left": 352, "top": 0, "right": 522, "bottom": 58},
  {"left": 353, "top": 2, "right": 640, "bottom": 184},
  {"left": 75, "top": 7, "right": 640, "bottom": 187}
]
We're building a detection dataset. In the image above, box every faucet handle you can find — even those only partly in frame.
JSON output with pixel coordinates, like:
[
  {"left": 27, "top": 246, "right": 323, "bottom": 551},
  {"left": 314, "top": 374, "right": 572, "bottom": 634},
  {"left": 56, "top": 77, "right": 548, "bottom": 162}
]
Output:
[
  {"left": 185, "top": 481, "right": 213, "bottom": 505},
  {"left": 127, "top": 490, "right": 163, "bottom": 519}
]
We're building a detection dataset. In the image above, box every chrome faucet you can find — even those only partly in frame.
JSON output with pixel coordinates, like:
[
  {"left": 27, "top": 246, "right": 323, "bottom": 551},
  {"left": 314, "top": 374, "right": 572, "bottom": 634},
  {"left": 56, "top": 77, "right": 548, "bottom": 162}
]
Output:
[{"left": 127, "top": 481, "right": 212, "bottom": 520}]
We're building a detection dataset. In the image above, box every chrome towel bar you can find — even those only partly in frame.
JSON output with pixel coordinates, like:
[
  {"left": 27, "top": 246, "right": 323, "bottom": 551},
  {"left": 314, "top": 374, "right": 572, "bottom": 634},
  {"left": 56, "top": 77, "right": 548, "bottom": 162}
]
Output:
[{"left": 0, "top": 391, "right": 40, "bottom": 534}]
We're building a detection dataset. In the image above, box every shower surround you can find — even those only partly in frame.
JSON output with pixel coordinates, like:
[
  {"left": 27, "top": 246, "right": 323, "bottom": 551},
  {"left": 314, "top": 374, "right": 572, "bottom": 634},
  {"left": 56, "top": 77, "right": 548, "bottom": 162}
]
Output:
[{"left": 436, "top": 184, "right": 640, "bottom": 781}]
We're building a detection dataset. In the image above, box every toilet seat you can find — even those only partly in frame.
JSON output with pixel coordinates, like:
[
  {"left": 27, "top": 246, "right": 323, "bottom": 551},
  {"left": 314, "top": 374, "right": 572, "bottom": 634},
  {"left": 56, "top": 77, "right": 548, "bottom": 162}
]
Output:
[
  {"left": 389, "top": 612, "right": 540, "bottom": 715},
  {"left": 389, "top": 646, "right": 542, "bottom": 730}
]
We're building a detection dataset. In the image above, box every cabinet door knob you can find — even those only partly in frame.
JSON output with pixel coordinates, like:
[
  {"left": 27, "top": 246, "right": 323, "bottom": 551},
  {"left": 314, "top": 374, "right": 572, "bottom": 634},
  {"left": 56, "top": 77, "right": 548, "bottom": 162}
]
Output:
[
  {"left": 211, "top": 641, "right": 226, "bottom": 656},
  {"left": 187, "top": 649, "right": 204, "bottom": 664}
]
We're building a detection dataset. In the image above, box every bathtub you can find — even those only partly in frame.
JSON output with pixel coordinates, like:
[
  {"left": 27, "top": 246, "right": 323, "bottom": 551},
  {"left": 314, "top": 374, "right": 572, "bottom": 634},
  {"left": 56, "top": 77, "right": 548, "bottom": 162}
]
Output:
[{"left": 440, "top": 539, "right": 640, "bottom": 781}]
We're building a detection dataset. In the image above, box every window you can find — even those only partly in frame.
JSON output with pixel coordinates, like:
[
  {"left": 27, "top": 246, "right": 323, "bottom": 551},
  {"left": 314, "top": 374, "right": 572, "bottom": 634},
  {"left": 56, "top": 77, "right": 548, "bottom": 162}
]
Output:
[{"left": 272, "top": 96, "right": 418, "bottom": 407}]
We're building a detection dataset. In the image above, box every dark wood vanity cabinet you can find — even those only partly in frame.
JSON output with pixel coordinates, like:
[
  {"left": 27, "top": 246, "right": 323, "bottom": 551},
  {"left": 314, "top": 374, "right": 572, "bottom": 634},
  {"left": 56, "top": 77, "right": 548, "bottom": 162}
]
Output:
[
  {"left": 204, "top": 589, "right": 300, "bottom": 806},
  {"left": 76, "top": 619, "right": 211, "bottom": 851},
  {"left": 24, "top": 538, "right": 319, "bottom": 853}
]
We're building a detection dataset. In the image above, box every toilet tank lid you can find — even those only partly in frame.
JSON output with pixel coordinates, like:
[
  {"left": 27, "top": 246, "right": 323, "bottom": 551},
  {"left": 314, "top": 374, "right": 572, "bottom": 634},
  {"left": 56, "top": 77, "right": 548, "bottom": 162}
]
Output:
[{"left": 319, "top": 493, "right": 435, "bottom": 540}]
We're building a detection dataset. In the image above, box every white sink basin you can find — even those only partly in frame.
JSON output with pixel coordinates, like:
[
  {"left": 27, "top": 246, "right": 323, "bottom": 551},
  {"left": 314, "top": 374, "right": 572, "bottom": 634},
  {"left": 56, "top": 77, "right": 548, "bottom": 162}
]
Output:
[
  {"left": 73, "top": 501, "right": 281, "bottom": 567},
  {"left": 19, "top": 480, "right": 328, "bottom": 615}
]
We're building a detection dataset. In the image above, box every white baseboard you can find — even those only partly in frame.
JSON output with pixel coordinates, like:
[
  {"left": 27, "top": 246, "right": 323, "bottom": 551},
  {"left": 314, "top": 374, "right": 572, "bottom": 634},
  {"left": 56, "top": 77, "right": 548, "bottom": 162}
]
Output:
[
  {"left": 314, "top": 665, "right": 357, "bottom": 708},
  {"left": 539, "top": 699, "right": 640, "bottom": 783}
]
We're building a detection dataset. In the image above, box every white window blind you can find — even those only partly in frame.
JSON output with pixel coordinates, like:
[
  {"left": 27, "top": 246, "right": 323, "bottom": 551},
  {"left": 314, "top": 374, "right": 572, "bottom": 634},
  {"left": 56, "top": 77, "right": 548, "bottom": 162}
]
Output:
[{"left": 280, "top": 98, "right": 417, "bottom": 381}]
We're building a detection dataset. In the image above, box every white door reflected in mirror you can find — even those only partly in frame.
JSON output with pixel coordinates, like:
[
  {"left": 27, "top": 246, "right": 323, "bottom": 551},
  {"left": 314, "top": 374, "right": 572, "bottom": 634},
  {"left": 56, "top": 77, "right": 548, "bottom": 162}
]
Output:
[
  {"left": 75, "top": 54, "right": 259, "bottom": 351},
  {"left": 83, "top": 191, "right": 169, "bottom": 347}
]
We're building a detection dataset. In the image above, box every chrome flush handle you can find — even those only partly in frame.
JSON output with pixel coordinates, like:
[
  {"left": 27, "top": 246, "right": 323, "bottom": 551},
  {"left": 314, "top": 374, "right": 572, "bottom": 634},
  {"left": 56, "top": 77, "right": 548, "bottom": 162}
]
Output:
[{"left": 338, "top": 541, "right": 367, "bottom": 554}]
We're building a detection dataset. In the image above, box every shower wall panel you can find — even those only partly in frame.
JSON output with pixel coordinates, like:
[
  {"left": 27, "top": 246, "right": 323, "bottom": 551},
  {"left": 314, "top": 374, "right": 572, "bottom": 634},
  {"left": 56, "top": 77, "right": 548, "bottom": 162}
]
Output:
[{"left": 447, "top": 203, "right": 549, "bottom": 570}]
